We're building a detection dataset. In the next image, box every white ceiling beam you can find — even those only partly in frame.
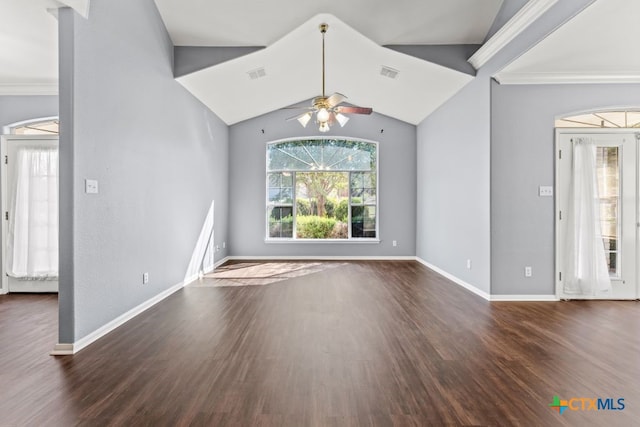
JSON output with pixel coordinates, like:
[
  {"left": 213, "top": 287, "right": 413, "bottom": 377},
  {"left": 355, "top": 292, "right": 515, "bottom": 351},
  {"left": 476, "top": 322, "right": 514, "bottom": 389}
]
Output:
[{"left": 468, "top": 0, "right": 559, "bottom": 70}]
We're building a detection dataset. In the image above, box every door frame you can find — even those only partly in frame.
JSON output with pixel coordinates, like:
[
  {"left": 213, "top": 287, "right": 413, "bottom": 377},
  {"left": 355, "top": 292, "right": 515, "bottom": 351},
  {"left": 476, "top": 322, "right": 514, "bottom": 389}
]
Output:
[
  {"left": 0, "top": 134, "right": 59, "bottom": 294},
  {"left": 555, "top": 128, "right": 640, "bottom": 300}
]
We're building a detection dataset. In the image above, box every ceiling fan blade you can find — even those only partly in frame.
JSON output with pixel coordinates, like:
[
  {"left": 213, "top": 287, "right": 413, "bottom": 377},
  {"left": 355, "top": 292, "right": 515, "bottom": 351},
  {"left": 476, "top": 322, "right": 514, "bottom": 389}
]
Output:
[
  {"left": 334, "top": 106, "right": 373, "bottom": 115},
  {"left": 281, "top": 106, "right": 314, "bottom": 110},
  {"left": 326, "top": 92, "right": 347, "bottom": 108}
]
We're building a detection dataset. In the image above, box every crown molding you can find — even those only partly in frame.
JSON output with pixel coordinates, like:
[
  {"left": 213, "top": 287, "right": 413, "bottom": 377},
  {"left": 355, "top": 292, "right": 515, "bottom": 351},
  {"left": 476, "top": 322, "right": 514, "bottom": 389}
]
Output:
[
  {"left": 494, "top": 72, "right": 640, "bottom": 85},
  {"left": 0, "top": 83, "right": 59, "bottom": 96},
  {"left": 468, "top": 0, "right": 559, "bottom": 70}
]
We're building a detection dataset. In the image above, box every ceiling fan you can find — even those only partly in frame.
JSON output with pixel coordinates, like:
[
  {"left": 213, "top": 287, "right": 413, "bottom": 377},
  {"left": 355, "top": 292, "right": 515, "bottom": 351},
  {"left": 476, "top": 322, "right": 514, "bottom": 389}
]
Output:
[{"left": 286, "top": 23, "right": 373, "bottom": 133}]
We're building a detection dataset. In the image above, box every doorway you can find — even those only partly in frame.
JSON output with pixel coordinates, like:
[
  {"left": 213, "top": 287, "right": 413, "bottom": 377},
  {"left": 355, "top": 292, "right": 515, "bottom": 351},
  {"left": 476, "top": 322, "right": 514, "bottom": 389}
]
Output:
[
  {"left": 556, "top": 129, "right": 639, "bottom": 299},
  {"left": 1, "top": 135, "right": 59, "bottom": 293}
]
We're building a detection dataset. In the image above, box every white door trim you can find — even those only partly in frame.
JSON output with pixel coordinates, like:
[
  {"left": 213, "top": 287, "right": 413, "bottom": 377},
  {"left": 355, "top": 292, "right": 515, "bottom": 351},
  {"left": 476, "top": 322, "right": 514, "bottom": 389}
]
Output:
[
  {"left": 0, "top": 135, "right": 59, "bottom": 294},
  {"left": 555, "top": 128, "right": 640, "bottom": 300}
]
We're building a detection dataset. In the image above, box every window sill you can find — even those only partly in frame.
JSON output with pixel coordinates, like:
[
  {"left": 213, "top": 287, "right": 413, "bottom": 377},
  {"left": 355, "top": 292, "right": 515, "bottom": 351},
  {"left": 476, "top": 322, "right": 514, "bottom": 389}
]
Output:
[{"left": 265, "top": 238, "right": 380, "bottom": 244}]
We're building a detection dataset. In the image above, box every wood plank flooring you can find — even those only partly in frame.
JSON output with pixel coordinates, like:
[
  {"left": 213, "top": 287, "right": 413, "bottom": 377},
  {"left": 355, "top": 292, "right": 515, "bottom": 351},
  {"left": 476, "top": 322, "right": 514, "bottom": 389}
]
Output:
[{"left": 0, "top": 261, "right": 638, "bottom": 426}]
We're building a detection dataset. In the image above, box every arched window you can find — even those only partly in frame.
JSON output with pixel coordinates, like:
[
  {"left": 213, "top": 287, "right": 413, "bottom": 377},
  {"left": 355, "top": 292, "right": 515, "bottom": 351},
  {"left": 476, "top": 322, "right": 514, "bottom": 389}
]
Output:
[
  {"left": 9, "top": 118, "right": 59, "bottom": 135},
  {"left": 556, "top": 110, "right": 640, "bottom": 128},
  {"left": 266, "top": 138, "right": 378, "bottom": 241}
]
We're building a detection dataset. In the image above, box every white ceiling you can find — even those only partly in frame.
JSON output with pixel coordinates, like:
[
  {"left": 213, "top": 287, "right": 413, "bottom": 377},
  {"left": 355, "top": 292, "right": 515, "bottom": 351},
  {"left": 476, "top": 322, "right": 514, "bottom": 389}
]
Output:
[
  {"left": 160, "top": 0, "right": 504, "bottom": 125},
  {"left": 154, "top": 0, "right": 504, "bottom": 46},
  {"left": 2, "top": 0, "right": 505, "bottom": 123},
  {"left": 0, "top": 0, "right": 59, "bottom": 94},
  {"left": 496, "top": 0, "right": 640, "bottom": 84},
  {"left": 176, "top": 13, "right": 476, "bottom": 125}
]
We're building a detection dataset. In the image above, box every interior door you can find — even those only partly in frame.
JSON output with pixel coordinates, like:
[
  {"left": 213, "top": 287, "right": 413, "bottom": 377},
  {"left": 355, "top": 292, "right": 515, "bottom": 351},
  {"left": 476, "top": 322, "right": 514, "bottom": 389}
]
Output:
[
  {"left": 1, "top": 135, "right": 59, "bottom": 293},
  {"left": 556, "top": 130, "right": 638, "bottom": 299}
]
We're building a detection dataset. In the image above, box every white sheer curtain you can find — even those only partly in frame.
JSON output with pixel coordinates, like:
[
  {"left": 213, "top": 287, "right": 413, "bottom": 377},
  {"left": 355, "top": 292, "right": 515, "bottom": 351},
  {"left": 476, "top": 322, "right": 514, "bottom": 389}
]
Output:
[
  {"left": 6, "top": 147, "right": 59, "bottom": 279},
  {"left": 564, "top": 138, "right": 611, "bottom": 296}
]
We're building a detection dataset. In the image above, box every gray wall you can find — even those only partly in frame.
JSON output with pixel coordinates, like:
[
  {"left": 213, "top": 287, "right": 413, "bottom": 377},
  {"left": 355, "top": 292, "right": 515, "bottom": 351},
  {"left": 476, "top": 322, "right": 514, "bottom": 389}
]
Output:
[
  {"left": 384, "top": 45, "right": 479, "bottom": 76},
  {"left": 415, "top": 0, "right": 597, "bottom": 296},
  {"left": 174, "top": 46, "right": 264, "bottom": 78},
  {"left": 0, "top": 95, "right": 58, "bottom": 130},
  {"left": 491, "top": 82, "right": 640, "bottom": 295},
  {"left": 229, "top": 108, "right": 416, "bottom": 257},
  {"left": 58, "top": 0, "right": 229, "bottom": 342},
  {"left": 416, "top": 70, "right": 492, "bottom": 293}
]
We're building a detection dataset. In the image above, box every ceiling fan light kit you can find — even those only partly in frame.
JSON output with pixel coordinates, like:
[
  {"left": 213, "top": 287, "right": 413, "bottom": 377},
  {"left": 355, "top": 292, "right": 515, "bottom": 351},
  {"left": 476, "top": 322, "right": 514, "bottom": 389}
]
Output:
[{"left": 287, "top": 23, "right": 372, "bottom": 132}]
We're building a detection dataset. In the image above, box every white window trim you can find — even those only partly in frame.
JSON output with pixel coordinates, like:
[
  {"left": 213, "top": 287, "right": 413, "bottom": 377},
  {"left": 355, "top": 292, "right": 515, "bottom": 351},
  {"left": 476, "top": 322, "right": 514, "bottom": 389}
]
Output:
[
  {"left": 265, "top": 136, "right": 380, "bottom": 243},
  {"left": 3, "top": 116, "right": 59, "bottom": 135}
]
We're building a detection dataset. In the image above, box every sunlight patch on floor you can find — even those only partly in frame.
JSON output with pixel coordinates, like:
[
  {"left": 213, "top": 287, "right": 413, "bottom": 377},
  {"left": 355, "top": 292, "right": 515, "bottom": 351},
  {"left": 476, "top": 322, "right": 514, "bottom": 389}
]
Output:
[{"left": 189, "top": 261, "right": 347, "bottom": 287}]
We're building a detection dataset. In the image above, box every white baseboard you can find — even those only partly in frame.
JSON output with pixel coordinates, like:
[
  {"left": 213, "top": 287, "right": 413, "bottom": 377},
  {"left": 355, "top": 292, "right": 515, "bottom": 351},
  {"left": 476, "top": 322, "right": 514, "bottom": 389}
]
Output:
[
  {"left": 50, "top": 343, "right": 74, "bottom": 356},
  {"left": 50, "top": 280, "right": 185, "bottom": 356},
  {"left": 225, "top": 255, "right": 416, "bottom": 261},
  {"left": 213, "top": 256, "right": 230, "bottom": 269},
  {"left": 415, "top": 257, "right": 491, "bottom": 301},
  {"left": 490, "top": 294, "right": 559, "bottom": 301}
]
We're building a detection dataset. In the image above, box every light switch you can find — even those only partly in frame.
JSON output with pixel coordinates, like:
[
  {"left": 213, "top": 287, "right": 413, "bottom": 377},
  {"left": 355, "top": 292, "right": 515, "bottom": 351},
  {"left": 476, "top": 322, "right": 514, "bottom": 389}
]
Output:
[
  {"left": 539, "top": 186, "right": 553, "bottom": 197},
  {"left": 85, "top": 179, "right": 99, "bottom": 194}
]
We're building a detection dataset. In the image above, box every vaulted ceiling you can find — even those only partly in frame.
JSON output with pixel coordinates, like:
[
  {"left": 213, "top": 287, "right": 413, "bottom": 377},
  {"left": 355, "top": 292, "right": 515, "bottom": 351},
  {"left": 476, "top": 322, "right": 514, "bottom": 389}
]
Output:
[
  {"left": 172, "top": 13, "right": 478, "bottom": 125},
  {"left": 155, "top": 0, "right": 504, "bottom": 125},
  {"left": 2, "top": 0, "right": 636, "bottom": 126},
  {"left": 0, "top": 0, "right": 59, "bottom": 95},
  {"left": 495, "top": 0, "right": 640, "bottom": 84}
]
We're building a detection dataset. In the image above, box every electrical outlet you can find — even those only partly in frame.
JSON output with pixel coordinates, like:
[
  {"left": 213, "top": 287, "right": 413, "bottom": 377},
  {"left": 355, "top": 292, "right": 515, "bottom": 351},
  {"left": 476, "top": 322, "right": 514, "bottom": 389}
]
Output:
[
  {"left": 215, "top": 245, "right": 220, "bottom": 252},
  {"left": 466, "top": 259, "right": 472, "bottom": 269},
  {"left": 524, "top": 266, "right": 532, "bottom": 277},
  {"left": 85, "top": 179, "right": 99, "bottom": 194},
  {"left": 222, "top": 241, "right": 226, "bottom": 249},
  {"left": 539, "top": 186, "right": 553, "bottom": 197},
  {"left": 392, "top": 240, "right": 397, "bottom": 247},
  {"left": 143, "top": 272, "right": 149, "bottom": 284}
]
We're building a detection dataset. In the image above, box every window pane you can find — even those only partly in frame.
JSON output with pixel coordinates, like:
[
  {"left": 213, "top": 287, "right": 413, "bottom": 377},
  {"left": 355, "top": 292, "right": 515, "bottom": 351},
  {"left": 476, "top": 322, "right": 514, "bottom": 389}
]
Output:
[
  {"left": 295, "top": 172, "right": 348, "bottom": 239},
  {"left": 350, "top": 173, "right": 363, "bottom": 191},
  {"left": 11, "top": 119, "right": 59, "bottom": 135},
  {"left": 268, "top": 172, "right": 293, "bottom": 205},
  {"left": 266, "top": 138, "right": 377, "bottom": 241},
  {"left": 281, "top": 188, "right": 293, "bottom": 204},
  {"left": 268, "top": 139, "right": 376, "bottom": 172},
  {"left": 363, "top": 189, "right": 376, "bottom": 204},
  {"left": 362, "top": 173, "right": 376, "bottom": 188},
  {"left": 351, "top": 173, "right": 376, "bottom": 204},
  {"left": 268, "top": 188, "right": 281, "bottom": 203},
  {"left": 268, "top": 207, "right": 293, "bottom": 238},
  {"left": 281, "top": 172, "right": 293, "bottom": 187},
  {"left": 351, "top": 206, "right": 376, "bottom": 238},
  {"left": 268, "top": 173, "right": 281, "bottom": 187},
  {"left": 556, "top": 110, "right": 640, "bottom": 129},
  {"left": 596, "top": 146, "right": 619, "bottom": 277}
]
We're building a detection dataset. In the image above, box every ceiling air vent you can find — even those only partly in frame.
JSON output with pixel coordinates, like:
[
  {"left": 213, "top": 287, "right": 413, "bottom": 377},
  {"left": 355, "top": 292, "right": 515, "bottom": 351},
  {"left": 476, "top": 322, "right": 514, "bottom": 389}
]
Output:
[
  {"left": 380, "top": 66, "right": 399, "bottom": 79},
  {"left": 247, "top": 67, "right": 266, "bottom": 80}
]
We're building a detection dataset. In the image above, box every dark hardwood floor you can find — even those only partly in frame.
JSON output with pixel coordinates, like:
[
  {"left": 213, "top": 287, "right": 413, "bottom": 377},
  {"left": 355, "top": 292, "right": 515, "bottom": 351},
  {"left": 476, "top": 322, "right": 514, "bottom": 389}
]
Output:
[{"left": 0, "top": 261, "right": 638, "bottom": 426}]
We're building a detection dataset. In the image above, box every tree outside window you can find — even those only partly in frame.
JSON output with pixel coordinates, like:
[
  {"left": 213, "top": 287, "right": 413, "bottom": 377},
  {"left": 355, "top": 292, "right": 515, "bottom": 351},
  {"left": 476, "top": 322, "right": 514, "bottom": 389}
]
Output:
[{"left": 266, "top": 138, "right": 378, "bottom": 241}]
